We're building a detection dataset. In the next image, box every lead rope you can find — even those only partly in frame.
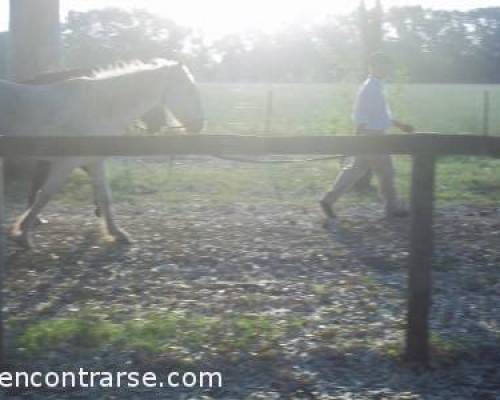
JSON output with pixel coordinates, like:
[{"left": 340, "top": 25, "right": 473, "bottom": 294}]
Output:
[
  {"left": 155, "top": 95, "right": 345, "bottom": 208},
  {"left": 211, "top": 154, "right": 344, "bottom": 164}
]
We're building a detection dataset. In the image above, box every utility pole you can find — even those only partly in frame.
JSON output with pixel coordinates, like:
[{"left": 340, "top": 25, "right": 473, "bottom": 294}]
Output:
[
  {"left": 372, "top": 0, "right": 384, "bottom": 51},
  {"left": 359, "top": 0, "right": 384, "bottom": 76},
  {"left": 359, "top": 0, "right": 370, "bottom": 77}
]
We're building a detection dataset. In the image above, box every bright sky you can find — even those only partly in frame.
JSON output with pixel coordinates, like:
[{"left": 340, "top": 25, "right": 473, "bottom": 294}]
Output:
[{"left": 1, "top": 0, "right": 499, "bottom": 35}]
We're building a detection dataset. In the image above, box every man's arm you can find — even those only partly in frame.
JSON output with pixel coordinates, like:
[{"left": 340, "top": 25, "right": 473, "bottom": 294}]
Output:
[{"left": 392, "top": 119, "right": 415, "bottom": 133}]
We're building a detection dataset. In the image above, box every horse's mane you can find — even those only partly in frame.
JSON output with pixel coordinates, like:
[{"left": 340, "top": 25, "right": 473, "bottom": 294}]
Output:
[
  {"left": 87, "top": 59, "right": 179, "bottom": 80},
  {"left": 22, "top": 59, "right": 182, "bottom": 86}
]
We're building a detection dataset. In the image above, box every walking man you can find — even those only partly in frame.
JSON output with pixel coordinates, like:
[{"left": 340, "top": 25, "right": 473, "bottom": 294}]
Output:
[{"left": 320, "top": 52, "right": 414, "bottom": 219}]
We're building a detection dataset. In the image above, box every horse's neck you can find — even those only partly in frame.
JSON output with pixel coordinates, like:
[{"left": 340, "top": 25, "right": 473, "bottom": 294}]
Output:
[{"left": 0, "top": 66, "right": 174, "bottom": 137}]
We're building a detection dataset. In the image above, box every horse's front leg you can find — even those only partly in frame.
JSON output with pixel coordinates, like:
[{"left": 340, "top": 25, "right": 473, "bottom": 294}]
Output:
[
  {"left": 86, "top": 161, "right": 132, "bottom": 244},
  {"left": 81, "top": 165, "right": 102, "bottom": 218},
  {"left": 12, "top": 158, "right": 76, "bottom": 248}
]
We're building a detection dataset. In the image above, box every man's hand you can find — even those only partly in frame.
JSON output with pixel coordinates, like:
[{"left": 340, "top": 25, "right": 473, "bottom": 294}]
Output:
[{"left": 393, "top": 120, "right": 415, "bottom": 134}]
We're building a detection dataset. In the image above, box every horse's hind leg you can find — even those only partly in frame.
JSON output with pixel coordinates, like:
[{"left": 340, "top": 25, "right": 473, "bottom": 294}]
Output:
[
  {"left": 29, "top": 164, "right": 101, "bottom": 224},
  {"left": 12, "top": 159, "right": 76, "bottom": 248},
  {"left": 86, "top": 161, "right": 131, "bottom": 244},
  {"left": 28, "top": 160, "right": 52, "bottom": 225}
]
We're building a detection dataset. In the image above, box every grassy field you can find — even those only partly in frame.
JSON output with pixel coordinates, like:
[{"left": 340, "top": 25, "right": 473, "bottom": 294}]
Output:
[
  {"left": 53, "top": 154, "right": 500, "bottom": 213},
  {"left": 201, "top": 83, "right": 500, "bottom": 136}
]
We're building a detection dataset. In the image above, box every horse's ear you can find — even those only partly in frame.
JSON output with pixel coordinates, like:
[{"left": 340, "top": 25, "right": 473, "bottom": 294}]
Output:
[
  {"left": 173, "top": 60, "right": 184, "bottom": 69},
  {"left": 150, "top": 58, "right": 180, "bottom": 69}
]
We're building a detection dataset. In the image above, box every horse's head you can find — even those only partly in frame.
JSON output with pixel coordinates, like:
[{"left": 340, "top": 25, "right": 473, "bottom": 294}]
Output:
[{"left": 163, "top": 63, "right": 204, "bottom": 134}]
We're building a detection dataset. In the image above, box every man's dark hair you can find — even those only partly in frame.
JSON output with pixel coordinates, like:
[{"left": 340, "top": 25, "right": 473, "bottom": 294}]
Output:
[{"left": 369, "top": 52, "right": 392, "bottom": 69}]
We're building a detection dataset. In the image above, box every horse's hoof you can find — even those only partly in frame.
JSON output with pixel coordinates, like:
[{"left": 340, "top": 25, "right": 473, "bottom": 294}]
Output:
[
  {"left": 10, "top": 229, "right": 34, "bottom": 250},
  {"left": 109, "top": 229, "right": 133, "bottom": 245}
]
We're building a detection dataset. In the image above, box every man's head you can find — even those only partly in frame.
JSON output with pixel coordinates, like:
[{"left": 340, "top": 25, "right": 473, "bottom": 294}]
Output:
[{"left": 369, "top": 52, "right": 392, "bottom": 79}]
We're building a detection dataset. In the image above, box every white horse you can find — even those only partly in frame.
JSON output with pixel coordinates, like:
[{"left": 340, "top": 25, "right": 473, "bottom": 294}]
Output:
[
  {"left": 0, "top": 60, "right": 204, "bottom": 248},
  {"left": 25, "top": 66, "right": 177, "bottom": 221}
]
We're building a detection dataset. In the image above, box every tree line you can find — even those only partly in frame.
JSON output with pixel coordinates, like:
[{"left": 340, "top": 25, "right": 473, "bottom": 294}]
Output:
[{"left": 1, "top": 5, "right": 500, "bottom": 83}]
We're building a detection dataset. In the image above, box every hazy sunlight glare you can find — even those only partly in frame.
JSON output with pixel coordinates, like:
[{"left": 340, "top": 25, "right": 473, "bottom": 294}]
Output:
[
  {"left": 0, "top": 0, "right": 499, "bottom": 34},
  {"left": 60, "top": 0, "right": 353, "bottom": 36}
]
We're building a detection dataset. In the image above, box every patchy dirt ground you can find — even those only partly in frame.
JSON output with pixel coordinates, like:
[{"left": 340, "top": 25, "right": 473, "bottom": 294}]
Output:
[{"left": 2, "top": 189, "right": 500, "bottom": 399}]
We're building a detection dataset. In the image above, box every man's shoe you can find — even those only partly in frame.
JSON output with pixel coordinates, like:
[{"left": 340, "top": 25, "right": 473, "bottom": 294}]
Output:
[{"left": 320, "top": 200, "right": 336, "bottom": 219}]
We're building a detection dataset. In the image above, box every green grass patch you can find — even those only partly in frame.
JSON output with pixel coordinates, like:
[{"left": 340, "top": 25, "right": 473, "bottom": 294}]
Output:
[
  {"left": 16, "top": 312, "right": 291, "bottom": 359},
  {"left": 18, "top": 316, "right": 121, "bottom": 354},
  {"left": 428, "top": 333, "right": 475, "bottom": 364},
  {"left": 382, "top": 334, "right": 475, "bottom": 364}
]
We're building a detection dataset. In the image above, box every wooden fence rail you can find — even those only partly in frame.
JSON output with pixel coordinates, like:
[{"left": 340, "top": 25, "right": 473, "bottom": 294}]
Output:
[
  {"left": 0, "top": 133, "right": 499, "bottom": 365},
  {"left": 0, "top": 134, "right": 500, "bottom": 157}
]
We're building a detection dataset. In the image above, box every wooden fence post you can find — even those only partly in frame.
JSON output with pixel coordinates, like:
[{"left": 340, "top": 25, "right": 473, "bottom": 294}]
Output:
[
  {"left": 0, "top": 158, "right": 5, "bottom": 365},
  {"left": 483, "top": 90, "right": 490, "bottom": 137},
  {"left": 405, "top": 154, "right": 435, "bottom": 364},
  {"left": 264, "top": 87, "right": 274, "bottom": 135}
]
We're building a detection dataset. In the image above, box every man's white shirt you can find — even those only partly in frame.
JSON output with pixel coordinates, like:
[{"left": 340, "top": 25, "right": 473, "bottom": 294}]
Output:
[{"left": 353, "top": 76, "right": 392, "bottom": 132}]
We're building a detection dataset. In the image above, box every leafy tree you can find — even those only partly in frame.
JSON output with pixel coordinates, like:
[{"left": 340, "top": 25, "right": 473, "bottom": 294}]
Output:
[
  {"left": 63, "top": 8, "right": 190, "bottom": 68},
  {"left": 58, "top": 6, "right": 500, "bottom": 84},
  {"left": 385, "top": 6, "right": 500, "bottom": 83}
]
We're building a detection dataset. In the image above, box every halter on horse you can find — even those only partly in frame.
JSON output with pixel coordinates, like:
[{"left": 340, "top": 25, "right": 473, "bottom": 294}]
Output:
[{"left": 1, "top": 59, "right": 204, "bottom": 248}]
